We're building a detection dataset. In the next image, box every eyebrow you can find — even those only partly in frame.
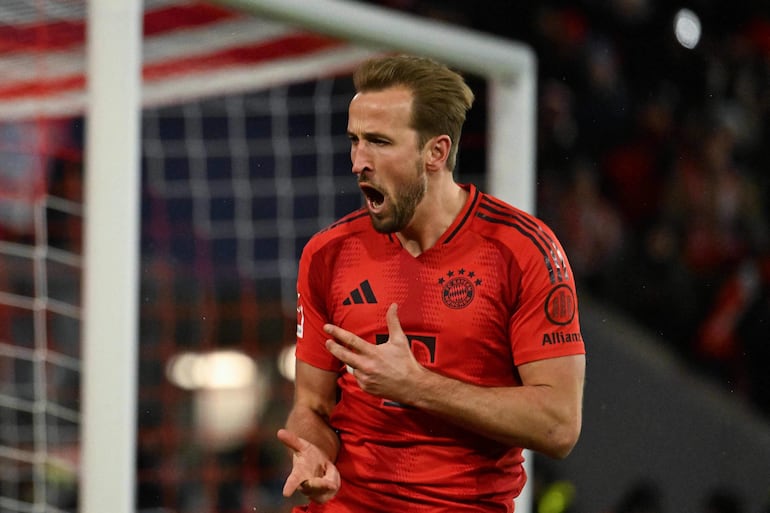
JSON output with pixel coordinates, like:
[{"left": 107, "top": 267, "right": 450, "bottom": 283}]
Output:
[{"left": 347, "top": 130, "right": 391, "bottom": 141}]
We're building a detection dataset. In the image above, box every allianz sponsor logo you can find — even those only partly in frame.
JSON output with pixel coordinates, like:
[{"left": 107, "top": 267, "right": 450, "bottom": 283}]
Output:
[{"left": 542, "top": 331, "right": 583, "bottom": 346}]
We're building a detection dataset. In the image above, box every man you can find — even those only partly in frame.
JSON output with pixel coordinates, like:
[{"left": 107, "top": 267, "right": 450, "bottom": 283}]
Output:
[{"left": 277, "top": 54, "right": 586, "bottom": 512}]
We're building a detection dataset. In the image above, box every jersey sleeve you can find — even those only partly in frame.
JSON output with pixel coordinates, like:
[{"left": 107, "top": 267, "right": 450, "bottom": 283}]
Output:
[
  {"left": 509, "top": 224, "right": 585, "bottom": 366},
  {"left": 295, "top": 239, "right": 343, "bottom": 372}
]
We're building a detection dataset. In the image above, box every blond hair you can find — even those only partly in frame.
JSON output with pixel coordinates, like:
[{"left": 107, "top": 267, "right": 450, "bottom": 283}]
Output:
[{"left": 353, "top": 54, "right": 475, "bottom": 171}]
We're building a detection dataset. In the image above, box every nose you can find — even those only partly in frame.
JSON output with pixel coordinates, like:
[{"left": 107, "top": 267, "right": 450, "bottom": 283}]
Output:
[{"left": 351, "top": 143, "right": 371, "bottom": 176}]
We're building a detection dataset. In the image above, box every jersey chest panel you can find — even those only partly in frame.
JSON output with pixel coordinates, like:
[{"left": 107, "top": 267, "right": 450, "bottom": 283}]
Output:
[{"left": 327, "top": 234, "right": 517, "bottom": 387}]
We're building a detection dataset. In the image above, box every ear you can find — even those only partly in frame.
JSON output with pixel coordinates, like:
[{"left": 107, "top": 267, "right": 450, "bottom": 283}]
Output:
[{"left": 424, "top": 135, "right": 452, "bottom": 172}]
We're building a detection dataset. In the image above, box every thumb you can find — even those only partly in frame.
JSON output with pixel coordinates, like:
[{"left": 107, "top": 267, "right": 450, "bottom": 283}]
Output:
[
  {"left": 277, "top": 428, "right": 306, "bottom": 453},
  {"left": 385, "top": 303, "right": 405, "bottom": 340}
]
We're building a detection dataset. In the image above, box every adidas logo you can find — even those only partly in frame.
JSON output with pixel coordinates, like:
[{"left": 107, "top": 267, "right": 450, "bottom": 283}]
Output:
[{"left": 342, "top": 280, "right": 378, "bottom": 305}]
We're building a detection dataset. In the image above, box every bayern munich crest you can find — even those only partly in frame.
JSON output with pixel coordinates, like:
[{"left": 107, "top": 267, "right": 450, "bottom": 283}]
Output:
[{"left": 438, "top": 268, "right": 481, "bottom": 309}]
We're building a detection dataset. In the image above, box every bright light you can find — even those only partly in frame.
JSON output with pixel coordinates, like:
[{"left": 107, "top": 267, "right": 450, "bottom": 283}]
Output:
[
  {"left": 277, "top": 344, "right": 297, "bottom": 382},
  {"left": 674, "top": 8, "right": 701, "bottom": 49},
  {"left": 166, "top": 350, "right": 258, "bottom": 390},
  {"left": 166, "top": 350, "right": 270, "bottom": 450}
]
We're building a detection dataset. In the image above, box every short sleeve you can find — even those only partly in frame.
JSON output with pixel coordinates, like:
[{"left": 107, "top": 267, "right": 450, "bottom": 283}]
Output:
[
  {"left": 509, "top": 229, "right": 585, "bottom": 366},
  {"left": 295, "top": 241, "right": 344, "bottom": 372}
]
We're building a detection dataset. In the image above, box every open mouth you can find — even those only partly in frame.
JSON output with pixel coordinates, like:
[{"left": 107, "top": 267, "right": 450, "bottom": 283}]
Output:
[{"left": 359, "top": 183, "right": 385, "bottom": 212}]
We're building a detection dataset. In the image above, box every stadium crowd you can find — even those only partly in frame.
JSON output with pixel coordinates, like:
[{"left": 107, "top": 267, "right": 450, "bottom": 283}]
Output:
[{"left": 370, "top": 0, "right": 770, "bottom": 420}]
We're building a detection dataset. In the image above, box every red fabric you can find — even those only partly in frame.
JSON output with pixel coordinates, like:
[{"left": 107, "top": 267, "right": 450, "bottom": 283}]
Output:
[
  {"left": 295, "top": 184, "right": 584, "bottom": 512},
  {"left": 0, "top": 0, "right": 371, "bottom": 119},
  {"left": 0, "top": 3, "right": 238, "bottom": 52}
]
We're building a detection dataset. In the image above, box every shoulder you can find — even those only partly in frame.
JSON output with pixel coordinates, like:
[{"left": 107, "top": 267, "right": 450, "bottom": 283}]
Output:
[
  {"left": 473, "top": 192, "right": 561, "bottom": 249},
  {"left": 302, "top": 208, "right": 372, "bottom": 257},
  {"left": 471, "top": 192, "right": 571, "bottom": 281}
]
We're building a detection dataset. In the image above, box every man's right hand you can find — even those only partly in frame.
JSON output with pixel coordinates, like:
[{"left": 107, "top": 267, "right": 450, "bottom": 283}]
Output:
[{"left": 277, "top": 428, "right": 341, "bottom": 503}]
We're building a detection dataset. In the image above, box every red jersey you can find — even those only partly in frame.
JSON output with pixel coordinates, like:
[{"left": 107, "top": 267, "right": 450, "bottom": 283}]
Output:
[{"left": 294, "top": 184, "right": 584, "bottom": 512}]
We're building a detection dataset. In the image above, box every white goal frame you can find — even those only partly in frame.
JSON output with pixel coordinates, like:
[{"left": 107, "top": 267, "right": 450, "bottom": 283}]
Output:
[
  {"left": 80, "top": 1, "right": 142, "bottom": 513},
  {"left": 81, "top": 0, "right": 536, "bottom": 512}
]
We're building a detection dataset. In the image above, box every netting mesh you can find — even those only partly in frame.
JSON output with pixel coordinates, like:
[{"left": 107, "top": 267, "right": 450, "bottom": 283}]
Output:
[
  {"left": 136, "top": 79, "right": 358, "bottom": 512},
  {"left": 0, "top": 185, "right": 83, "bottom": 513},
  {"left": 0, "top": 2, "right": 354, "bottom": 512},
  {"left": 0, "top": 1, "right": 355, "bottom": 511},
  {"left": 0, "top": 0, "right": 371, "bottom": 510},
  {"left": 1, "top": 80, "right": 357, "bottom": 513},
  {"left": 142, "top": 78, "right": 360, "bottom": 313}
]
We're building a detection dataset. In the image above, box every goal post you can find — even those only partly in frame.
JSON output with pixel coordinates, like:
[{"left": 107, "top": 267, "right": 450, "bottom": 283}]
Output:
[{"left": 80, "top": 1, "right": 142, "bottom": 513}]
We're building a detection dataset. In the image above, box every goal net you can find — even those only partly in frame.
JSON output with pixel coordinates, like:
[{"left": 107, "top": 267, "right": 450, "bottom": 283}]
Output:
[
  {"left": 0, "top": 1, "right": 536, "bottom": 512},
  {"left": 0, "top": 139, "right": 82, "bottom": 513}
]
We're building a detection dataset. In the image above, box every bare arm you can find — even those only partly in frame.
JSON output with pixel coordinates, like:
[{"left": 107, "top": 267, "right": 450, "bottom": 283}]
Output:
[
  {"left": 324, "top": 303, "right": 585, "bottom": 459},
  {"left": 277, "top": 360, "right": 341, "bottom": 502},
  {"left": 284, "top": 360, "right": 340, "bottom": 459},
  {"left": 406, "top": 354, "right": 584, "bottom": 458}
]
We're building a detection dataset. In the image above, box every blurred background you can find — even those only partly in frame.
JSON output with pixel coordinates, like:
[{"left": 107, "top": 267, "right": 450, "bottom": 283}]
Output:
[{"left": 1, "top": 0, "right": 769, "bottom": 512}]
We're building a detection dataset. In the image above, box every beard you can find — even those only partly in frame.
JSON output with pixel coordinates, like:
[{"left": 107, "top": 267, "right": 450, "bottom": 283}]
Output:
[{"left": 368, "top": 159, "right": 426, "bottom": 234}]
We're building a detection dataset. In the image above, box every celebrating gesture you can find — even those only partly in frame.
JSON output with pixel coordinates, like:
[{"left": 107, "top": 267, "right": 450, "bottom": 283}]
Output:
[{"left": 279, "top": 54, "right": 585, "bottom": 512}]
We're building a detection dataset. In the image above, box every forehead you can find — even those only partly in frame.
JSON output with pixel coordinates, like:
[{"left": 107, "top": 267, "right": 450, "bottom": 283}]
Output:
[{"left": 348, "top": 86, "right": 414, "bottom": 131}]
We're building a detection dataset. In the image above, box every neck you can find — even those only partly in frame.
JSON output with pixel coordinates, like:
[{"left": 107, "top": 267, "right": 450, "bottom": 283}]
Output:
[{"left": 396, "top": 182, "right": 468, "bottom": 257}]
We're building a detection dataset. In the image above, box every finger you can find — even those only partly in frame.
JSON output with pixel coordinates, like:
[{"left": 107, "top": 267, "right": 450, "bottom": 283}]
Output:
[
  {"left": 276, "top": 428, "right": 306, "bottom": 453},
  {"left": 325, "top": 338, "right": 365, "bottom": 369},
  {"left": 299, "top": 476, "right": 339, "bottom": 503},
  {"left": 282, "top": 473, "right": 303, "bottom": 497},
  {"left": 323, "top": 323, "right": 363, "bottom": 352},
  {"left": 286, "top": 475, "right": 332, "bottom": 500}
]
